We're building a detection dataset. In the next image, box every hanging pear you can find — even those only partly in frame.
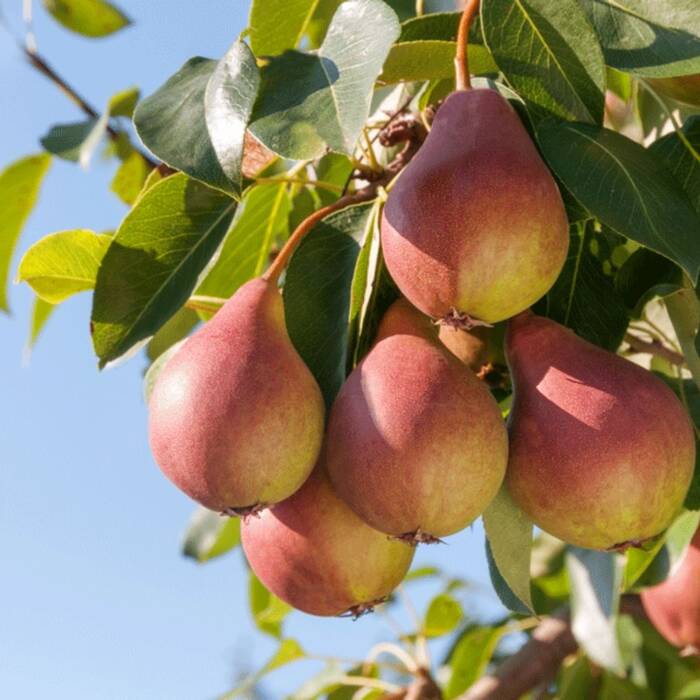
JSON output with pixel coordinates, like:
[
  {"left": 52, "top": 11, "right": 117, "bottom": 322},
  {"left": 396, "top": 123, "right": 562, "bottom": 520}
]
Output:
[
  {"left": 380, "top": 88, "right": 569, "bottom": 326},
  {"left": 148, "top": 277, "right": 325, "bottom": 514},
  {"left": 325, "top": 299, "right": 508, "bottom": 543},
  {"left": 641, "top": 526, "right": 700, "bottom": 656},
  {"left": 241, "top": 466, "right": 414, "bottom": 617},
  {"left": 505, "top": 312, "right": 695, "bottom": 550}
]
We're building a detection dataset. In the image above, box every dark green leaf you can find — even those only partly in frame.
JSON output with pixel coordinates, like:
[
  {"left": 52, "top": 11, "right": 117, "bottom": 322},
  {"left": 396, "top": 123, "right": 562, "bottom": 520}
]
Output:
[
  {"left": 623, "top": 538, "right": 667, "bottom": 592},
  {"left": 615, "top": 248, "right": 683, "bottom": 315},
  {"left": 0, "top": 153, "right": 51, "bottom": 312},
  {"left": 249, "top": 571, "right": 292, "bottom": 638},
  {"left": 283, "top": 203, "right": 374, "bottom": 408},
  {"left": 399, "top": 11, "right": 460, "bottom": 41},
  {"left": 91, "top": 174, "right": 236, "bottom": 367},
  {"left": 538, "top": 221, "right": 629, "bottom": 350},
  {"left": 197, "top": 183, "right": 291, "bottom": 299},
  {"left": 423, "top": 593, "right": 463, "bottom": 637},
  {"left": 41, "top": 121, "right": 97, "bottom": 163},
  {"left": 579, "top": 0, "right": 700, "bottom": 78},
  {"left": 134, "top": 58, "right": 237, "bottom": 195},
  {"left": 445, "top": 626, "right": 504, "bottom": 699},
  {"left": 250, "top": 0, "right": 400, "bottom": 159},
  {"left": 42, "top": 0, "right": 130, "bottom": 37},
  {"left": 481, "top": 0, "right": 605, "bottom": 123},
  {"left": 205, "top": 41, "right": 260, "bottom": 193},
  {"left": 537, "top": 121, "right": 700, "bottom": 284},
  {"left": 649, "top": 115, "right": 700, "bottom": 213},
  {"left": 482, "top": 486, "right": 534, "bottom": 613},
  {"left": 567, "top": 547, "right": 624, "bottom": 673},
  {"left": 181, "top": 507, "right": 241, "bottom": 563},
  {"left": 17, "top": 229, "right": 111, "bottom": 303},
  {"left": 249, "top": 0, "right": 319, "bottom": 56}
]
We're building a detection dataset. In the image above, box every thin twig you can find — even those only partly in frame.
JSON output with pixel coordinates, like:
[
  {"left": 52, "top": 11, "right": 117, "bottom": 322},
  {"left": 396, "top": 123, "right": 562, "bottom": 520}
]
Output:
[
  {"left": 624, "top": 332, "right": 685, "bottom": 366},
  {"left": 23, "top": 46, "right": 158, "bottom": 168}
]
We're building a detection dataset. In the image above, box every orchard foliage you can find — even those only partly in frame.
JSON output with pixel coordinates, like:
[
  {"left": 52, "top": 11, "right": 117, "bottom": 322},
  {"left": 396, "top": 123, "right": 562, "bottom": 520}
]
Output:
[{"left": 4, "top": 0, "right": 700, "bottom": 697}]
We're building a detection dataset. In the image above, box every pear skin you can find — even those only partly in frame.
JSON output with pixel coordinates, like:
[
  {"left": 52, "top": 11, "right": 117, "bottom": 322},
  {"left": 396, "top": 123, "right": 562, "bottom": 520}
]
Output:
[
  {"left": 241, "top": 466, "right": 414, "bottom": 617},
  {"left": 381, "top": 88, "right": 569, "bottom": 325},
  {"left": 326, "top": 300, "right": 508, "bottom": 542},
  {"left": 505, "top": 312, "right": 695, "bottom": 551},
  {"left": 148, "top": 277, "right": 325, "bottom": 513},
  {"left": 641, "top": 527, "right": 700, "bottom": 656}
]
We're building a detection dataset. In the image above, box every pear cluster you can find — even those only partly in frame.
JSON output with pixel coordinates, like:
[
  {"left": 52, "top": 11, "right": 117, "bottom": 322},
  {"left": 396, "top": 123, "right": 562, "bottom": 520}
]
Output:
[{"left": 148, "top": 87, "right": 695, "bottom": 617}]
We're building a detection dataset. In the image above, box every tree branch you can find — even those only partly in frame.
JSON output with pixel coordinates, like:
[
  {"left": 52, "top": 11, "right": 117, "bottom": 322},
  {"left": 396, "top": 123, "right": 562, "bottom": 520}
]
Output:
[
  {"left": 459, "top": 615, "right": 576, "bottom": 700},
  {"left": 624, "top": 332, "right": 685, "bottom": 366},
  {"left": 23, "top": 46, "right": 159, "bottom": 169}
]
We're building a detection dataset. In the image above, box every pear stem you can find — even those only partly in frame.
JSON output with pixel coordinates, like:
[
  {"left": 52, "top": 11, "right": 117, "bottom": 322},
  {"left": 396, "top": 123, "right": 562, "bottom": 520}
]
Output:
[
  {"left": 455, "top": 0, "right": 480, "bottom": 91},
  {"left": 262, "top": 188, "right": 377, "bottom": 285}
]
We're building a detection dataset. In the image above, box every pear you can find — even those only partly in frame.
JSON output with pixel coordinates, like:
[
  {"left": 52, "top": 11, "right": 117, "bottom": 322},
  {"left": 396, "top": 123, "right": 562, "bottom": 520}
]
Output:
[
  {"left": 241, "top": 466, "right": 414, "bottom": 617},
  {"left": 646, "top": 74, "right": 700, "bottom": 107},
  {"left": 381, "top": 88, "right": 569, "bottom": 326},
  {"left": 325, "top": 299, "right": 508, "bottom": 543},
  {"left": 148, "top": 277, "right": 325, "bottom": 514},
  {"left": 439, "top": 325, "right": 494, "bottom": 372},
  {"left": 641, "top": 527, "right": 700, "bottom": 656},
  {"left": 505, "top": 312, "right": 695, "bottom": 550}
]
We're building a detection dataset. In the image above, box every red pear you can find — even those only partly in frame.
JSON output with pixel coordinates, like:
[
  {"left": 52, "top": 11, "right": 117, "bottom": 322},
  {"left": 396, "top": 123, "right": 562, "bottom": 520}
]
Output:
[
  {"left": 641, "top": 527, "right": 700, "bottom": 655},
  {"left": 148, "top": 277, "right": 325, "bottom": 514},
  {"left": 380, "top": 88, "right": 569, "bottom": 326},
  {"left": 325, "top": 299, "right": 508, "bottom": 543},
  {"left": 505, "top": 312, "right": 695, "bottom": 550},
  {"left": 241, "top": 467, "right": 414, "bottom": 617}
]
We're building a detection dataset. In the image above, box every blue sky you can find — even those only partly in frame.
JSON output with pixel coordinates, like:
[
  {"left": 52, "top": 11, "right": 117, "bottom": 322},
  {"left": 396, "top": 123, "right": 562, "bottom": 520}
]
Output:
[{"left": 0, "top": 2, "right": 504, "bottom": 697}]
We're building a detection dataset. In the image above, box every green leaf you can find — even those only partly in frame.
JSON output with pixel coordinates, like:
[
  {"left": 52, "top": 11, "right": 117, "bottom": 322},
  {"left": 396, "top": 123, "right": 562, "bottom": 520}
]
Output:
[
  {"left": 381, "top": 41, "right": 496, "bottom": 83},
  {"left": 399, "top": 11, "right": 461, "bottom": 41},
  {"left": 0, "top": 153, "right": 51, "bottom": 312},
  {"left": 481, "top": 0, "right": 605, "bottom": 123},
  {"left": 181, "top": 507, "right": 241, "bottom": 563},
  {"left": 146, "top": 306, "right": 199, "bottom": 361},
  {"left": 17, "top": 229, "right": 111, "bottom": 303},
  {"left": 579, "top": 0, "right": 700, "bottom": 78},
  {"left": 108, "top": 86, "right": 140, "bottom": 118},
  {"left": 111, "top": 151, "right": 150, "bottom": 206},
  {"left": 567, "top": 547, "right": 625, "bottom": 674},
  {"left": 423, "top": 593, "right": 463, "bottom": 637},
  {"left": 41, "top": 120, "right": 103, "bottom": 166},
  {"left": 134, "top": 58, "right": 238, "bottom": 195},
  {"left": 404, "top": 566, "right": 441, "bottom": 582},
  {"left": 283, "top": 203, "right": 374, "bottom": 408},
  {"left": 665, "top": 510, "right": 700, "bottom": 567},
  {"left": 649, "top": 115, "right": 700, "bottom": 214},
  {"left": 205, "top": 41, "right": 260, "bottom": 193},
  {"left": 538, "top": 221, "right": 629, "bottom": 350},
  {"left": 537, "top": 122, "right": 700, "bottom": 285},
  {"left": 91, "top": 174, "right": 236, "bottom": 367},
  {"left": 221, "top": 639, "right": 306, "bottom": 700},
  {"left": 624, "top": 537, "right": 668, "bottom": 592},
  {"left": 249, "top": 571, "right": 292, "bottom": 638},
  {"left": 445, "top": 626, "right": 504, "bottom": 699},
  {"left": 249, "top": 0, "right": 320, "bottom": 56},
  {"left": 558, "top": 656, "right": 595, "bottom": 700},
  {"left": 42, "top": 0, "right": 130, "bottom": 37},
  {"left": 250, "top": 0, "right": 400, "bottom": 159},
  {"left": 197, "top": 183, "right": 291, "bottom": 299},
  {"left": 26, "top": 296, "right": 56, "bottom": 352},
  {"left": 678, "top": 679, "right": 700, "bottom": 699},
  {"left": 482, "top": 486, "right": 534, "bottom": 613},
  {"left": 615, "top": 248, "right": 683, "bottom": 315}
]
